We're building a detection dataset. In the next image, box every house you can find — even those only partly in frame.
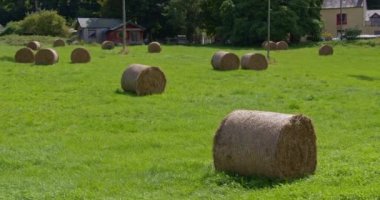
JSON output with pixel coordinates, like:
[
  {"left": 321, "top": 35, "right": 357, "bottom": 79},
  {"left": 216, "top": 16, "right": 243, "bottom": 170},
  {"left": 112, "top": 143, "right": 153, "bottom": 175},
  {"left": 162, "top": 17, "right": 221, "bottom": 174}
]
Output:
[
  {"left": 321, "top": 0, "right": 380, "bottom": 37},
  {"left": 106, "top": 22, "right": 145, "bottom": 45},
  {"left": 74, "top": 18, "right": 145, "bottom": 44}
]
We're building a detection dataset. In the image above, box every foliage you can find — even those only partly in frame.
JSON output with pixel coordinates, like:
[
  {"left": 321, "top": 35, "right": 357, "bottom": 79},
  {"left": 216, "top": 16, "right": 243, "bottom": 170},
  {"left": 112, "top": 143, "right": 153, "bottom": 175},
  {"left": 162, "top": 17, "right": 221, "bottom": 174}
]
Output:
[
  {"left": 6, "top": 10, "right": 69, "bottom": 37},
  {"left": 344, "top": 27, "right": 362, "bottom": 40},
  {"left": 0, "top": 42, "right": 379, "bottom": 199},
  {"left": 0, "top": 21, "right": 22, "bottom": 36},
  {"left": 200, "top": 0, "right": 322, "bottom": 45},
  {"left": 322, "top": 32, "right": 333, "bottom": 41}
]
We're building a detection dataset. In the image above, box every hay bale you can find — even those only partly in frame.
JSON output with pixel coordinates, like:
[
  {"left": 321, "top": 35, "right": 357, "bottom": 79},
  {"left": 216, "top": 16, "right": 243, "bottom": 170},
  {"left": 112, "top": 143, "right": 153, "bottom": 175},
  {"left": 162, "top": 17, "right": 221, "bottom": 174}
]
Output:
[
  {"left": 319, "top": 45, "right": 333, "bottom": 56},
  {"left": 53, "top": 39, "right": 65, "bottom": 47},
  {"left": 71, "top": 47, "right": 91, "bottom": 63},
  {"left": 26, "top": 41, "right": 41, "bottom": 51},
  {"left": 121, "top": 64, "right": 166, "bottom": 96},
  {"left": 15, "top": 47, "right": 35, "bottom": 63},
  {"left": 263, "top": 41, "right": 277, "bottom": 50},
  {"left": 148, "top": 42, "right": 162, "bottom": 53},
  {"left": 276, "top": 41, "right": 288, "bottom": 50},
  {"left": 211, "top": 51, "right": 240, "bottom": 71},
  {"left": 241, "top": 53, "right": 268, "bottom": 70},
  {"left": 213, "top": 110, "right": 317, "bottom": 179},
  {"left": 35, "top": 48, "right": 59, "bottom": 65},
  {"left": 101, "top": 41, "right": 115, "bottom": 50}
]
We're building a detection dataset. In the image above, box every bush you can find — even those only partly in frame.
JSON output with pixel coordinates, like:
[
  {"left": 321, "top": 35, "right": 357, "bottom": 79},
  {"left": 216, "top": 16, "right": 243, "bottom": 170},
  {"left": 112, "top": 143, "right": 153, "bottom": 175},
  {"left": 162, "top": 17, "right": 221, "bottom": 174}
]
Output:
[
  {"left": 1, "top": 21, "right": 22, "bottom": 36},
  {"left": 1, "top": 10, "right": 69, "bottom": 37},
  {"left": 21, "top": 10, "right": 69, "bottom": 36},
  {"left": 344, "top": 28, "right": 361, "bottom": 40}
]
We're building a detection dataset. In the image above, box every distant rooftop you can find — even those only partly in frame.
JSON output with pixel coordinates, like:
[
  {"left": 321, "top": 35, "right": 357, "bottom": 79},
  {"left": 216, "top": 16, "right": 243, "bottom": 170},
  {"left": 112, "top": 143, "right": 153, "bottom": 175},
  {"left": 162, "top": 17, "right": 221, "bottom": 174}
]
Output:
[
  {"left": 76, "top": 18, "right": 122, "bottom": 29},
  {"left": 322, "top": 0, "right": 364, "bottom": 9},
  {"left": 366, "top": 10, "right": 380, "bottom": 21}
]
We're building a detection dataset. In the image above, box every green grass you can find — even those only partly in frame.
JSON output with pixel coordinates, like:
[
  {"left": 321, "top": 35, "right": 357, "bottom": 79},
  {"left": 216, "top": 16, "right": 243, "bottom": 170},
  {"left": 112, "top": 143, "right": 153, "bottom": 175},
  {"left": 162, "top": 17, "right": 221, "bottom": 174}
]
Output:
[{"left": 0, "top": 39, "right": 379, "bottom": 199}]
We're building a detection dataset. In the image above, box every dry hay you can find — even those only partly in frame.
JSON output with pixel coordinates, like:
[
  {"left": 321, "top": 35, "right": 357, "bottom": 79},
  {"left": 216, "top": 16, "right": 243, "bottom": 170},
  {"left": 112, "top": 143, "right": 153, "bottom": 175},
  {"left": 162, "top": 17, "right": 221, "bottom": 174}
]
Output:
[
  {"left": 148, "top": 42, "right": 162, "bottom": 53},
  {"left": 211, "top": 51, "right": 240, "bottom": 71},
  {"left": 241, "top": 53, "right": 268, "bottom": 70},
  {"left": 26, "top": 41, "right": 41, "bottom": 51},
  {"left": 276, "top": 41, "right": 289, "bottom": 50},
  {"left": 213, "top": 110, "right": 317, "bottom": 179},
  {"left": 35, "top": 48, "right": 59, "bottom": 65},
  {"left": 319, "top": 44, "right": 333, "bottom": 56},
  {"left": 262, "top": 41, "right": 277, "bottom": 50},
  {"left": 15, "top": 47, "right": 35, "bottom": 63},
  {"left": 121, "top": 64, "right": 166, "bottom": 96},
  {"left": 71, "top": 47, "right": 91, "bottom": 63},
  {"left": 101, "top": 41, "right": 115, "bottom": 50},
  {"left": 53, "top": 39, "right": 66, "bottom": 47}
]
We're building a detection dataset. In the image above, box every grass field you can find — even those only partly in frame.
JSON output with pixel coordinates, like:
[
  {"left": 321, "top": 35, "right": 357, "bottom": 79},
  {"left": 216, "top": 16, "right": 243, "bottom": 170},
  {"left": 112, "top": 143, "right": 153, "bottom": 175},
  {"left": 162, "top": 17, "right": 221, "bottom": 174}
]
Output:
[{"left": 0, "top": 38, "right": 379, "bottom": 199}]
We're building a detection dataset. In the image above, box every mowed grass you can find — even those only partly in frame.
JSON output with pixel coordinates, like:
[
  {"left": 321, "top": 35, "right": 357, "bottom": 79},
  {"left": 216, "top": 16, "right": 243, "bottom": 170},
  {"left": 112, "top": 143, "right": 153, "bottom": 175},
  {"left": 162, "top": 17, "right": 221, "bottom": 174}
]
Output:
[{"left": 0, "top": 41, "right": 379, "bottom": 199}]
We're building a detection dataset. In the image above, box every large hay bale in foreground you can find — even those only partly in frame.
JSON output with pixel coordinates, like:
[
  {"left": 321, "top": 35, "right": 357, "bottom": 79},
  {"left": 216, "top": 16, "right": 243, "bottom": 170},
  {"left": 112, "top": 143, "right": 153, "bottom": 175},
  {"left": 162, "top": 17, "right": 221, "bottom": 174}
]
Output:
[
  {"left": 211, "top": 51, "right": 240, "bottom": 71},
  {"left": 121, "top": 64, "right": 166, "bottom": 96},
  {"left": 15, "top": 47, "right": 35, "bottom": 63},
  {"left": 263, "top": 41, "right": 277, "bottom": 50},
  {"left": 276, "top": 41, "right": 289, "bottom": 50},
  {"left": 241, "top": 53, "right": 268, "bottom": 70},
  {"left": 27, "top": 41, "right": 41, "bottom": 51},
  {"left": 35, "top": 48, "right": 59, "bottom": 65},
  {"left": 53, "top": 39, "right": 66, "bottom": 47},
  {"left": 213, "top": 110, "right": 317, "bottom": 179},
  {"left": 148, "top": 42, "right": 162, "bottom": 53},
  {"left": 101, "top": 41, "right": 115, "bottom": 50},
  {"left": 71, "top": 47, "right": 91, "bottom": 63},
  {"left": 319, "top": 45, "right": 333, "bottom": 56}
]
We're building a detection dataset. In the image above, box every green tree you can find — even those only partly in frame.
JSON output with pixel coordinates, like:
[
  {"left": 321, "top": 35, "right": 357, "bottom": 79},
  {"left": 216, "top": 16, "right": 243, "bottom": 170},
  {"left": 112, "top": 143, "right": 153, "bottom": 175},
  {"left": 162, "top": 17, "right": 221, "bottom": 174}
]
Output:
[{"left": 201, "top": 0, "right": 322, "bottom": 45}]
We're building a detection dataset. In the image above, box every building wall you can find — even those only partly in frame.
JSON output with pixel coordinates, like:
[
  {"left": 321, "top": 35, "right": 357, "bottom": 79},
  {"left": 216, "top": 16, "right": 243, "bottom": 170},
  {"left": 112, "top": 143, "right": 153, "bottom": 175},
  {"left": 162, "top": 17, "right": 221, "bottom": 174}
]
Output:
[{"left": 321, "top": 7, "right": 365, "bottom": 36}]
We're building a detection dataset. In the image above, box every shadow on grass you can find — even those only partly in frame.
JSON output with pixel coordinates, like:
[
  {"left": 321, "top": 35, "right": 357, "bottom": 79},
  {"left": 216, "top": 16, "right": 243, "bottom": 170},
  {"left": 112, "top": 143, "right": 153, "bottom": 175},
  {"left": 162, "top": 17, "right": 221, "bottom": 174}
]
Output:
[
  {"left": 349, "top": 74, "right": 380, "bottom": 82},
  {"left": 203, "top": 171, "right": 296, "bottom": 190},
  {"left": 0, "top": 56, "right": 14, "bottom": 62},
  {"left": 114, "top": 88, "right": 137, "bottom": 97}
]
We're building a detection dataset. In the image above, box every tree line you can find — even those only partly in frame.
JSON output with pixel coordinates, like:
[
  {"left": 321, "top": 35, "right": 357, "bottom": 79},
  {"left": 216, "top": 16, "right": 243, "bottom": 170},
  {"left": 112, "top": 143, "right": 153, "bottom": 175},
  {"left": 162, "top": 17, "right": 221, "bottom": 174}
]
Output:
[{"left": 0, "top": 0, "right": 324, "bottom": 45}]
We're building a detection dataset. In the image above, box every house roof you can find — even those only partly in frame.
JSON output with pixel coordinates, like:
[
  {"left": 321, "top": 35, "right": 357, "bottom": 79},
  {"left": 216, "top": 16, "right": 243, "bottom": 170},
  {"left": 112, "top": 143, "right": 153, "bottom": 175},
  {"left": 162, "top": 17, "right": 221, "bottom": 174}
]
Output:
[
  {"left": 109, "top": 21, "right": 146, "bottom": 31},
  {"left": 76, "top": 18, "right": 123, "bottom": 29},
  {"left": 322, "top": 0, "right": 365, "bottom": 9},
  {"left": 366, "top": 10, "right": 380, "bottom": 21}
]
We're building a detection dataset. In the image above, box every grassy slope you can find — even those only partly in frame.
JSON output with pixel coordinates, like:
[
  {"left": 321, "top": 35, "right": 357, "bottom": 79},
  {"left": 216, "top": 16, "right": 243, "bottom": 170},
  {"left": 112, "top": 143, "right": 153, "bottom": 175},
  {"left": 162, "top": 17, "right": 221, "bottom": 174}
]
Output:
[{"left": 0, "top": 41, "right": 379, "bottom": 199}]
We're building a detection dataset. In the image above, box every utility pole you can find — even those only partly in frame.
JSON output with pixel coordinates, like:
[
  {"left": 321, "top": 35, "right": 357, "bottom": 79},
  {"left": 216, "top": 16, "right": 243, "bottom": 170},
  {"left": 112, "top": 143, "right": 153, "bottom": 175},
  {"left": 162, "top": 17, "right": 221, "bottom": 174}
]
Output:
[
  {"left": 267, "top": 0, "right": 271, "bottom": 60},
  {"left": 340, "top": 0, "right": 343, "bottom": 40},
  {"left": 122, "top": 0, "right": 128, "bottom": 54},
  {"left": 35, "top": 0, "right": 39, "bottom": 12}
]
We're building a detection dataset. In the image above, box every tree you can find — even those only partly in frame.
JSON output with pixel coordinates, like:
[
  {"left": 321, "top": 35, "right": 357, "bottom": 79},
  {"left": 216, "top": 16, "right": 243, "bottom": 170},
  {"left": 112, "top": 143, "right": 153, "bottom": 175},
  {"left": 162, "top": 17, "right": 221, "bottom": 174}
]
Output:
[{"left": 200, "top": 0, "right": 322, "bottom": 45}]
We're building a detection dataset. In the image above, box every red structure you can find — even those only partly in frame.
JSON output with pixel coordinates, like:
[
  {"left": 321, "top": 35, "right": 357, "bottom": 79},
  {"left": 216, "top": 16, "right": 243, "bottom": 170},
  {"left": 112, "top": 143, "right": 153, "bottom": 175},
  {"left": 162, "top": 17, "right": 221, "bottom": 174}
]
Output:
[{"left": 106, "top": 22, "right": 145, "bottom": 45}]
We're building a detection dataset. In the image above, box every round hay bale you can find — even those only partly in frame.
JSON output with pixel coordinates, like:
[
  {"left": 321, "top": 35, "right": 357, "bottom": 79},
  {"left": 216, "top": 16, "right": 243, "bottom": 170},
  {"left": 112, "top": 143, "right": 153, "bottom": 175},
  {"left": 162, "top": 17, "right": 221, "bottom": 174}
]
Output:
[
  {"left": 53, "top": 39, "right": 65, "bottom": 47},
  {"left": 15, "top": 47, "right": 35, "bottom": 63},
  {"left": 35, "top": 48, "right": 59, "bottom": 65},
  {"left": 148, "top": 42, "right": 161, "bottom": 53},
  {"left": 101, "top": 41, "right": 115, "bottom": 50},
  {"left": 241, "top": 53, "right": 268, "bottom": 70},
  {"left": 121, "top": 64, "right": 166, "bottom": 96},
  {"left": 319, "top": 45, "right": 333, "bottom": 56},
  {"left": 71, "top": 47, "right": 91, "bottom": 63},
  {"left": 213, "top": 110, "right": 317, "bottom": 179},
  {"left": 211, "top": 51, "right": 240, "bottom": 71},
  {"left": 276, "top": 41, "right": 288, "bottom": 50},
  {"left": 26, "top": 41, "right": 41, "bottom": 51},
  {"left": 263, "top": 41, "right": 277, "bottom": 50}
]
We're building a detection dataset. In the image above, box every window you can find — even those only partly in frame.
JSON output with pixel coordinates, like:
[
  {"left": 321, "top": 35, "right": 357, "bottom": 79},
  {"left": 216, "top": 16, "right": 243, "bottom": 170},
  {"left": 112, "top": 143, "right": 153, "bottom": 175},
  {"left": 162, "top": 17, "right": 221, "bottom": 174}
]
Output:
[{"left": 336, "top": 14, "right": 347, "bottom": 25}]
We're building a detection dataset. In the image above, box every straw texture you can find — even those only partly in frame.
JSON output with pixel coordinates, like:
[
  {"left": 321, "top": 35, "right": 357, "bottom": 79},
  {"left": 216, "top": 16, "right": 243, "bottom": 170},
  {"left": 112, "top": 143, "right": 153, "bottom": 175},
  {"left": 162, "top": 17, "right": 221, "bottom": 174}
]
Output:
[
  {"left": 15, "top": 47, "right": 35, "bottom": 63},
  {"left": 241, "top": 53, "right": 268, "bottom": 70},
  {"left": 121, "top": 64, "right": 166, "bottom": 96},
  {"left": 213, "top": 110, "right": 317, "bottom": 179},
  {"left": 211, "top": 51, "right": 240, "bottom": 71}
]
